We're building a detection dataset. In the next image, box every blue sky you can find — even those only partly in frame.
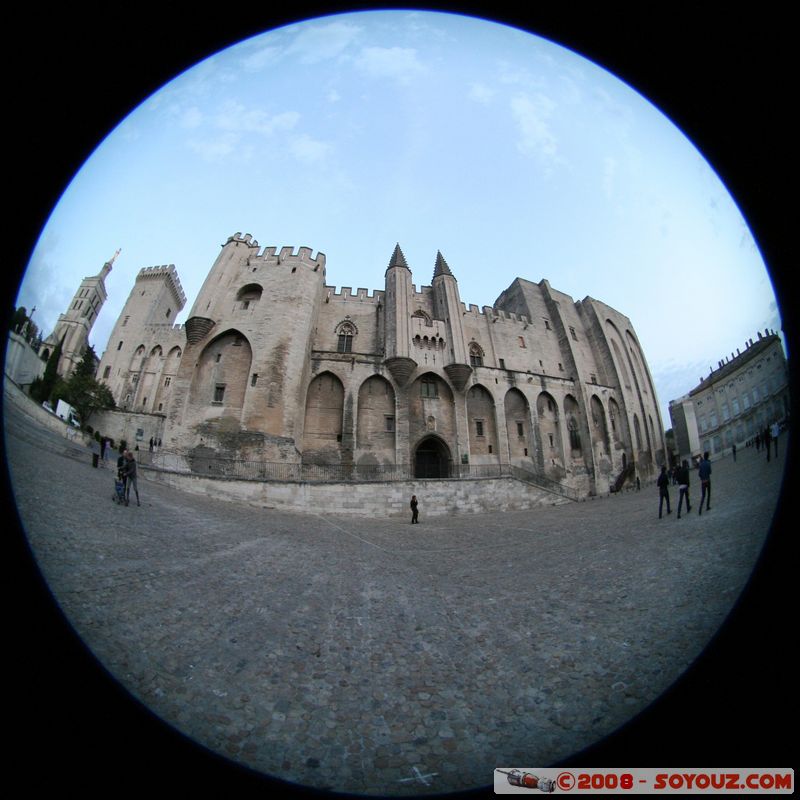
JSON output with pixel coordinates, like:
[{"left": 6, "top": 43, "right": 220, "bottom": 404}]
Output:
[{"left": 16, "top": 9, "right": 781, "bottom": 428}]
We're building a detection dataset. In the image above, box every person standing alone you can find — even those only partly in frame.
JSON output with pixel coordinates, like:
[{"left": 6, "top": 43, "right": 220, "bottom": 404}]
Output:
[
  {"left": 676, "top": 460, "right": 691, "bottom": 518},
  {"left": 123, "top": 450, "right": 141, "bottom": 507},
  {"left": 410, "top": 495, "right": 419, "bottom": 524},
  {"left": 657, "top": 466, "right": 671, "bottom": 519},
  {"left": 698, "top": 452, "right": 712, "bottom": 514}
]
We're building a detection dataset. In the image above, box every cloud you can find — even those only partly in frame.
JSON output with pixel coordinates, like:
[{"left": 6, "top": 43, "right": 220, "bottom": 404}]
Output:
[
  {"left": 289, "top": 134, "right": 332, "bottom": 164},
  {"left": 510, "top": 92, "right": 561, "bottom": 168},
  {"left": 187, "top": 132, "right": 243, "bottom": 162},
  {"left": 214, "top": 101, "right": 300, "bottom": 136},
  {"left": 355, "top": 46, "right": 426, "bottom": 84},
  {"left": 239, "top": 44, "right": 282, "bottom": 73},
  {"left": 180, "top": 107, "right": 204, "bottom": 129},
  {"left": 469, "top": 82, "right": 494, "bottom": 104},
  {"left": 286, "top": 21, "right": 363, "bottom": 64},
  {"left": 603, "top": 156, "right": 618, "bottom": 199}
]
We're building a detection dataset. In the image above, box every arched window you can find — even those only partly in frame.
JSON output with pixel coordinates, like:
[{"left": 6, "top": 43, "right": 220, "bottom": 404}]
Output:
[
  {"left": 469, "top": 342, "right": 484, "bottom": 367},
  {"left": 412, "top": 309, "right": 432, "bottom": 326},
  {"left": 337, "top": 321, "right": 356, "bottom": 353},
  {"left": 421, "top": 376, "right": 439, "bottom": 398}
]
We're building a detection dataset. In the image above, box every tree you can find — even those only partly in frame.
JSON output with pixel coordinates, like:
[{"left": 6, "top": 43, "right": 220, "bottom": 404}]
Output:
[
  {"left": 60, "top": 345, "right": 116, "bottom": 424},
  {"left": 9, "top": 306, "right": 28, "bottom": 333},
  {"left": 29, "top": 336, "right": 63, "bottom": 404}
]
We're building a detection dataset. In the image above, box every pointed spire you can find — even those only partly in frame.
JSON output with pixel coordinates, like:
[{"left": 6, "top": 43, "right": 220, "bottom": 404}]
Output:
[
  {"left": 99, "top": 248, "right": 121, "bottom": 280},
  {"left": 433, "top": 250, "right": 455, "bottom": 280},
  {"left": 387, "top": 243, "right": 409, "bottom": 270}
]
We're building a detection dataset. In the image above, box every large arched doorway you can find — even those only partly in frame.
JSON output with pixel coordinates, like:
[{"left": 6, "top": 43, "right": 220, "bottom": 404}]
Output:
[{"left": 414, "top": 436, "right": 452, "bottom": 479}]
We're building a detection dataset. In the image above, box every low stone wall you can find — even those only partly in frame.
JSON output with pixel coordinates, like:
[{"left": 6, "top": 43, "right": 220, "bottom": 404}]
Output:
[
  {"left": 3, "top": 377, "right": 89, "bottom": 445},
  {"left": 88, "top": 409, "right": 166, "bottom": 452},
  {"left": 139, "top": 464, "right": 572, "bottom": 518},
  {"left": 4, "top": 332, "right": 45, "bottom": 388}
]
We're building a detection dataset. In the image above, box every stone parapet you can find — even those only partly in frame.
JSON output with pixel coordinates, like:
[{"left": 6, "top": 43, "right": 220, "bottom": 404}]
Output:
[{"left": 138, "top": 467, "right": 571, "bottom": 518}]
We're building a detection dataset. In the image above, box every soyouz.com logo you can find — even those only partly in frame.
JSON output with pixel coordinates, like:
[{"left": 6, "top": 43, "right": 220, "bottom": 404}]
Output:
[{"left": 493, "top": 768, "right": 794, "bottom": 793}]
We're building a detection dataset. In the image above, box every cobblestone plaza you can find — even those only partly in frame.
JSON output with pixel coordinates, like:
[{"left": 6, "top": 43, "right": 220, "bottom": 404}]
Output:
[{"left": 6, "top": 397, "right": 792, "bottom": 796}]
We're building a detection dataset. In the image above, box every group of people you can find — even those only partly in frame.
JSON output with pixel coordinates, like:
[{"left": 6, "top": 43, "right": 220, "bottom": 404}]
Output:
[
  {"left": 116, "top": 447, "right": 140, "bottom": 507},
  {"left": 752, "top": 422, "right": 781, "bottom": 462},
  {"left": 657, "top": 452, "right": 712, "bottom": 519}
]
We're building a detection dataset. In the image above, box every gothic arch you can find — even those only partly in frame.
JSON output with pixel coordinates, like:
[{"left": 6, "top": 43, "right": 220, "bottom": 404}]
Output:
[
  {"left": 335, "top": 319, "right": 358, "bottom": 353},
  {"left": 633, "top": 413, "right": 643, "bottom": 452},
  {"left": 467, "top": 383, "right": 498, "bottom": 459},
  {"left": 536, "top": 391, "right": 564, "bottom": 478},
  {"left": 408, "top": 372, "right": 456, "bottom": 461},
  {"left": 356, "top": 374, "right": 396, "bottom": 462},
  {"left": 236, "top": 283, "right": 263, "bottom": 301},
  {"left": 302, "top": 371, "right": 345, "bottom": 463},
  {"left": 505, "top": 387, "right": 532, "bottom": 461},
  {"left": 564, "top": 394, "right": 582, "bottom": 456},
  {"left": 590, "top": 394, "right": 611, "bottom": 456},
  {"left": 187, "top": 329, "right": 253, "bottom": 419},
  {"left": 413, "top": 435, "right": 452, "bottom": 478},
  {"left": 468, "top": 342, "right": 485, "bottom": 367},
  {"left": 411, "top": 309, "right": 432, "bottom": 326},
  {"left": 152, "top": 346, "right": 183, "bottom": 413}
]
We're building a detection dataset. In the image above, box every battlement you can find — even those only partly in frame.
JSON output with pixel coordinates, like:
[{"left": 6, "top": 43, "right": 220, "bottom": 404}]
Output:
[
  {"left": 136, "top": 264, "right": 187, "bottom": 307},
  {"left": 140, "top": 322, "right": 186, "bottom": 337},
  {"left": 324, "top": 285, "right": 385, "bottom": 302},
  {"left": 460, "top": 302, "right": 531, "bottom": 325},
  {"left": 226, "top": 232, "right": 326, "bottom": 272}
]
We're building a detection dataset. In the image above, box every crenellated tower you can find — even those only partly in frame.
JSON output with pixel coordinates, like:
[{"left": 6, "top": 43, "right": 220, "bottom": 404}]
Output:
[
  {"left": 167, "top": 232, "right": 328, "bottom": 460},
  {"left": 95, "top": 262, "right": 186, "bottom": 407}
]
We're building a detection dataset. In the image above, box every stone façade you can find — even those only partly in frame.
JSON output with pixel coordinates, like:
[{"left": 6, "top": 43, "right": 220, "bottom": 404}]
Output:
[{"left": 96, "top": 232, "right": 666, "bottom": 495}]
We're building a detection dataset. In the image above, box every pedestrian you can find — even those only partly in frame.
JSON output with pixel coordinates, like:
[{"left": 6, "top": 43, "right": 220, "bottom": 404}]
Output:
[
  {"left": 771, "top": 421, "right": 779, "bottom": 458},
  {"left": 755, "top": 433, "right": 760, "bottom": 452},
  {"left": 732, "top": 442, "right": 736, "bottom": 462},
  {"left": 122, "top": 450, "right": 141, "bottom": 507},
  {"left": 763, "top": 426, "right": 771, "bottom": 462},
  {"left": 657, "top": 466, "right": 671, "bottom": 519},
  {"left": 410, "top": 494, "right": 419, "bottom": 524},
  {"left": 676, "top": 459, "right": 691, "bottom": 518},
  {"left": 635, "top": 475, "right": 641, "bottom": 491},
  {"left": 149, "top": 436, "right": 154, "bottom": 452},
  {"left": 698, "top": 451, "right": 712, "bottom": 514}
]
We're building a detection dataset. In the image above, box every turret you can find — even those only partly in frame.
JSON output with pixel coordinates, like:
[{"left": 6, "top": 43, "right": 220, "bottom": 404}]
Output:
[
  {"left": 383, "top": 243, "right": 417, "bottom": 386},
  {"left": 431, "top": 251, "right": 471, "bottom": 390}
]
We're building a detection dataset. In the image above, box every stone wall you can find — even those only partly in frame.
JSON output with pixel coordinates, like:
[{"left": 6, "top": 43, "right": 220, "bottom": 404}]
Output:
[
  {"left": 138, "top": 465, "right": 572, "bottom": 517},
  {"left": 88, "top": 408, "right": 166, "bottom": 451},
  {"left": 4, "top": 332, "right": 45, "bottom": 388}
]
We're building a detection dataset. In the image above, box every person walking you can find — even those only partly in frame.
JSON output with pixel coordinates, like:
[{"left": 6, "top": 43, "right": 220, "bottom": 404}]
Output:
[
  {"left": 676, "top": 460, "right": 691, "bottom": 518},
  {"left": 657, "top": 466, "right": 671, "bottom": 519},
  {"left": 771, "top": 421, "right": 780, "bottom": 458},
  {"left": 763, "top": 425, "right": 771, "bottom": 462},
  {"left": 698, "top": 451, "right": 712, "bottom": 514},
  {"left": 122, "top": 450, "right": 141, "bottom": 507},
  {"left": 410, "top": 495, "right": 419, "bottom": 524}
]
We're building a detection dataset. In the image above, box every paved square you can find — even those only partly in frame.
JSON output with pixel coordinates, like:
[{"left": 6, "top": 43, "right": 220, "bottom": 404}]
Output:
[{"left": 5, "top": 398, "right": 789, "bottom": 795}]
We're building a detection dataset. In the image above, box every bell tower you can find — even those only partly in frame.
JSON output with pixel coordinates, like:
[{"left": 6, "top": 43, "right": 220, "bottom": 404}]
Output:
[{"left": 44, "top": 249, "right": 120, "bottom": 377}]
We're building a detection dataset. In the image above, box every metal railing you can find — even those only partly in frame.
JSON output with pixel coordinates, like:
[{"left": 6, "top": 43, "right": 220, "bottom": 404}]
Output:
[{"left": 137, "top": 450, "right": 578, "bottom": 499}]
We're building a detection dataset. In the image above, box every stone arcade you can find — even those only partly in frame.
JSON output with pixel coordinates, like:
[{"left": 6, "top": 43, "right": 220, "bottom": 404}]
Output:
[{"left": 96, "top": 233, "right": 666, "bottom": 495}]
